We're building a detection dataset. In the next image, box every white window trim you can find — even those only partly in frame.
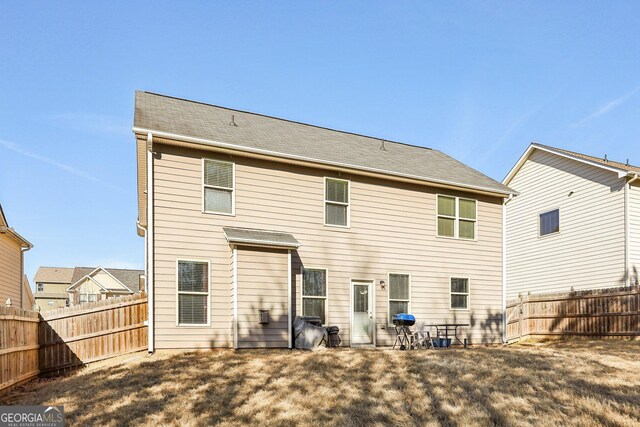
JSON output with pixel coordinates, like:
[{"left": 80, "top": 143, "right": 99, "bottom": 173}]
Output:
[
  {"left": 324, "top": 177, "right": 350, "bottom": 228},
  {"left": 449, "top": 276, "right": 471, "bottom": 311},
  {"left": 436, "top": 194, "right": 478, "bottom": 241},
  {"left": 202, "top": 158, "right": 236, "bottom": 216},
  {"left": 300, "top": 267, "right": 329, "bottom": 325},
  {"left": 387, "top": 272, "right": 411, "bottom": 326},
  {"left": 176, "top": 258, "right": 212, "bottom": 327},
  {"left": 538, "top": 208, "right": 560, "bottom": 238}
]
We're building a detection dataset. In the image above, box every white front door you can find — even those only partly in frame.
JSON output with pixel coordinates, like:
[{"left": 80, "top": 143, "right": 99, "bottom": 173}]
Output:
[{"left": 351, "top": 280, "right": 374, "bottom": 346}]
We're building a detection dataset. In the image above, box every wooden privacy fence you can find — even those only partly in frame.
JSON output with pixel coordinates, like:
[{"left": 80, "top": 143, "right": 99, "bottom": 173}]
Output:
[
  {"left": 506, "top": 286, "right": 640, "bottom": 342},
  {"left": 0, "top": 306, "right": 39, "bottom": 393},
  {"left": 0, "top": 293, "right": 147, "bottom": 394}
]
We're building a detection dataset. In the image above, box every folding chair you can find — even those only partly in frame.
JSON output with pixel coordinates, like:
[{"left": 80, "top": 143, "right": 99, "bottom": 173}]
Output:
[{"left": 412, "top": 324, "right": 434, "bottom": 349}]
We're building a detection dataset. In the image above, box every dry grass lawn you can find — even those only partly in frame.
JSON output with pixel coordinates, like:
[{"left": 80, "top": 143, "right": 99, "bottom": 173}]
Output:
[{"left": 2, "top": 340, "right": 639, "bottom": 426}]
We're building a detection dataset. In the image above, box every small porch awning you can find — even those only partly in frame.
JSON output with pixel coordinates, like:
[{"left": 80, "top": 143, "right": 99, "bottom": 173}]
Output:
[{"left": 223, "top": 227, "right": 301, "bottom": 249}]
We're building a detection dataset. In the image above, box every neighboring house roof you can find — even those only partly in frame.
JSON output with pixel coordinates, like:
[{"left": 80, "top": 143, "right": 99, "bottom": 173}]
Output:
[
  {"left": 34, "top": 267, "right": 76, "bottom": 284},
  {"left": 133, "top": 91, "right": 515, "bottom": 197},
  {"left": 0, "top": 204, "right": 7, "bottom": 227},
  {"left": 0, "top": 203, "right": 32, "bottom": 249},
  {"left": 67, "top": 266, "right": 144, "bottom": 293},
  {"left": 223, "top": 227, "right": 301, "bottom": 249},
  {"left": 504, "top": 143, "right": 640, "bottom": 185}
]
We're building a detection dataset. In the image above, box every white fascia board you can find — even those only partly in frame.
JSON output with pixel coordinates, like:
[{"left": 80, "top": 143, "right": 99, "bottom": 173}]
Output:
[{"left": 504, "top": 143, "right": 630, "bottom": 185}]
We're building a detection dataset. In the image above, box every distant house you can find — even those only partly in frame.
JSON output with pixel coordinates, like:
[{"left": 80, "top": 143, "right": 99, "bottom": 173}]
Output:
[
  {"left": 34, "top": 266, "right": 144, "bottom": 310},
  {"left": 33, "top": 267, "right": 74, "bottom": 311},
  {"left": 66, "top": 266, "right": 145, "bottom": 304},
  {"left": 504, "top": 143, "right": 640, "bottom": 298},
  {"left": 0, "top": 203, "right": 33, "bottom": 309}
]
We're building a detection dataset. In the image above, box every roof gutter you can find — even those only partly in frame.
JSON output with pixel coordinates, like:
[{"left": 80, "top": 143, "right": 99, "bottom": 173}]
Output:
[
  {"left": 132, "top": 127, "right": 516, "bottom": 198},
  {"left": 0, "top": 226, "right": 32, "bottom": 250},
  {"left": 625, "top": 173, "right": 639, "bottom": 286}
]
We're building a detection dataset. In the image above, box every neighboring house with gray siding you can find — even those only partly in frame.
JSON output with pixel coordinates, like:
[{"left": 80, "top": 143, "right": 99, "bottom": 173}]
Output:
[
  {"left": 0, "top": 204, "right": 33, "bottom": 309},
  {"left": 133, "top": 91, "right": 516, "bottom": 350},
  {"left": 504, "top": 143, "right": 640, "bottom": 299}
]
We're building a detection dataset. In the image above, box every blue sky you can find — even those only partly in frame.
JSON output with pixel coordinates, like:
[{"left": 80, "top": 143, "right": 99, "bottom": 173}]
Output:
[{"left": 1, "top": 2, "right": 639, "bottom": 282}]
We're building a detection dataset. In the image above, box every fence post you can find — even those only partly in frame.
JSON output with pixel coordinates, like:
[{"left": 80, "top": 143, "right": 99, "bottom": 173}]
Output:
[{"left": 518, "top": 294, "right": 523, "bottom": 340}]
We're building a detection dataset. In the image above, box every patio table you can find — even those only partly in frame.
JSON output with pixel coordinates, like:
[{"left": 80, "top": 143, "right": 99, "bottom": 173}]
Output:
[{"left": 429, "top": 323, "right": 469, "bottom": 347}]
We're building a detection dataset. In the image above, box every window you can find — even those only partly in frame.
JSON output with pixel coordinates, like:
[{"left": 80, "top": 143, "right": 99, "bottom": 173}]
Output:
[
  {"left": 302, "top": 269, "right": 327, "bottom": 324},
  {"left": 79, "top": 294, "right": 87, "bottom": 303},
  {"left": 437, "top": 195, "right": 477, "bottom": 239},
  {"left": 388, "top": 273, "right": 410, "bottom": 324},
  {"left": 324, "top": 178, "right": 349, "bottom": 227},
  {"left": 539, "top": 209, "right": 559, "bottom": 236},
  {"left": 177, "top": 260, "right": 210, "bottom": 325},
  {"left": 37, "top": 283, "right": 44, "bottom": 292},
  {"left": 450, "top": 278, "right": 470, "bottom": 310},
  {"left": 47, "top": 300, "right": 54, "bottom": 306},
  {"left": 88, "top": 294, "right": 98, "bottom": 302},
  {"left": 203, "top": 159, "right": 234, "bottom": 215}
]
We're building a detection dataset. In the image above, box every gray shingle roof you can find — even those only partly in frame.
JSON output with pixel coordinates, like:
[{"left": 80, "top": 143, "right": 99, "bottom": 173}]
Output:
[
  {"left": 134, "top": 91, "right": 514, "bottom": 195},
  {"left": 69, "top": 267, "right": 144, "bottom": 292},
  {"left": 34, "top": 267, "right": 76, "bottom": 284},
  {"left": 223, "top": 227, "right": 301, "bottom": 249}
]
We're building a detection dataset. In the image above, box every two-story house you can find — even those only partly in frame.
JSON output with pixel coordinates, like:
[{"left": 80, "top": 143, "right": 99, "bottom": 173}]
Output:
[
  {"left": 504, "top": 143, "right": 640, "bottom": 298},
  {"left": 133, "top": 91, "right": 516, "bottom": 350},
  {"left": 0, "top": 203, "right": 33, "bottom": 309}
]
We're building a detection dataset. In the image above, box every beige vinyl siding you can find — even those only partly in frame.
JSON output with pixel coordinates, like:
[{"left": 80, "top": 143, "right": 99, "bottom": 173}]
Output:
[
  {"left": 35, "top": 298, "right": 67, "bottom": 311},
  {"left": 629, "top": 182, "right": 640, "bottom": 285},
  {"left": 38, "top": 283, "right": 70, "bottom": 293},
  {"left": 152, "top": 144, "right": 504, "bottom": 348},
  {"left": 0, "top": 235, "right": 22, "bottom": 306},
  {"left": 236, "top": 247, "right": 289, "bottom": 348},
  {"left": 506, "top": 150, "right": 626, "bottom": 298}
]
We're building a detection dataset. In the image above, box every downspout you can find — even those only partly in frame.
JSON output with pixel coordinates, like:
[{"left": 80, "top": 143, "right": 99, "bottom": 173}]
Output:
[
  {"left": 147, "top": 132, "right": 155, "bottom": 353},
  {"left": 624, "top": 173, "right": 639, "bottom": 286},
  {"left": 502, "top": 194, "right": 514, "bottom": 343}
]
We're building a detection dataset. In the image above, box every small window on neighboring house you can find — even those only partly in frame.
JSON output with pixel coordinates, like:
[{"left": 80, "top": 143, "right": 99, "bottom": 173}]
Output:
[
  {"left": 325, "top": 178, "right": 350, "bottom": 227},
  {"left": 539, "top": 209, "right": 560, "bottom": 236},
  {"left": 388, "top": 274, "right": 410, "bottom": 324},
  {"left": 203, "top": 159, "right": 234, "bottom": 215},
  {"left": 47, "top": 300, "right": 54, "bottom": 306},
  {"left": 79, "top": 294, "right": 88, "bottom": 303},
  {"left": 37, "top": 283, "right": 44, "bottom": 292},
  {"left": 302, "top": 269, "right": 327, "bottom": 324},
  {"left": 88, "top": 294, "right": 98, "bottom": 302},
  {"left": 177, "top": 260, "right": 210, "bottom": 325},
  {"left": 437, "top": 196, "right": 477, "bottom": 239},
  {"left": 450, "top": 278, "right": 470, "bottom": 310}
]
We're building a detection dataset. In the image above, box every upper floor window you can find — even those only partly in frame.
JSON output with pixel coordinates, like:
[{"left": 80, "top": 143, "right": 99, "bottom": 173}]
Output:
[
  {"left": 437, "top": 195, "right": 477, "bottom": 240},
  {"left": 302, "top": 268, "right": 328, "bottom": 324},
  {"left": 539, "top": 209, "right": 559, "bottom": 237},
  {"left": 203, "top": 159, "right": 234, "bottom": 215},
  {"left": 388, "top": 273, "right": 410, "bottom": 324},
  {"left": 37, "top": 283, "right": 44, "bottom": 292},
  {"left": 450, "top": 277, "right": 470, "bottom": 310},
  {"left": 177, "top": 260, "right": 210, "bottom": 326},
  {"left": 324, "top": 178, "right": 350, "bottom": 227}
]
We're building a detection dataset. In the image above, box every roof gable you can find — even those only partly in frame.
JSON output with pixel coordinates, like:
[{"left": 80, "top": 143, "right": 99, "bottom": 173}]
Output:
[
  {"left": 133, "top": 91, "right": 514, "bottom": 197},
  {"left": 0, "top": 204, "right": 7, "bottom": 227},
  {"left": 504, "top": 143, "right": 638, "bottom": 185}
]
